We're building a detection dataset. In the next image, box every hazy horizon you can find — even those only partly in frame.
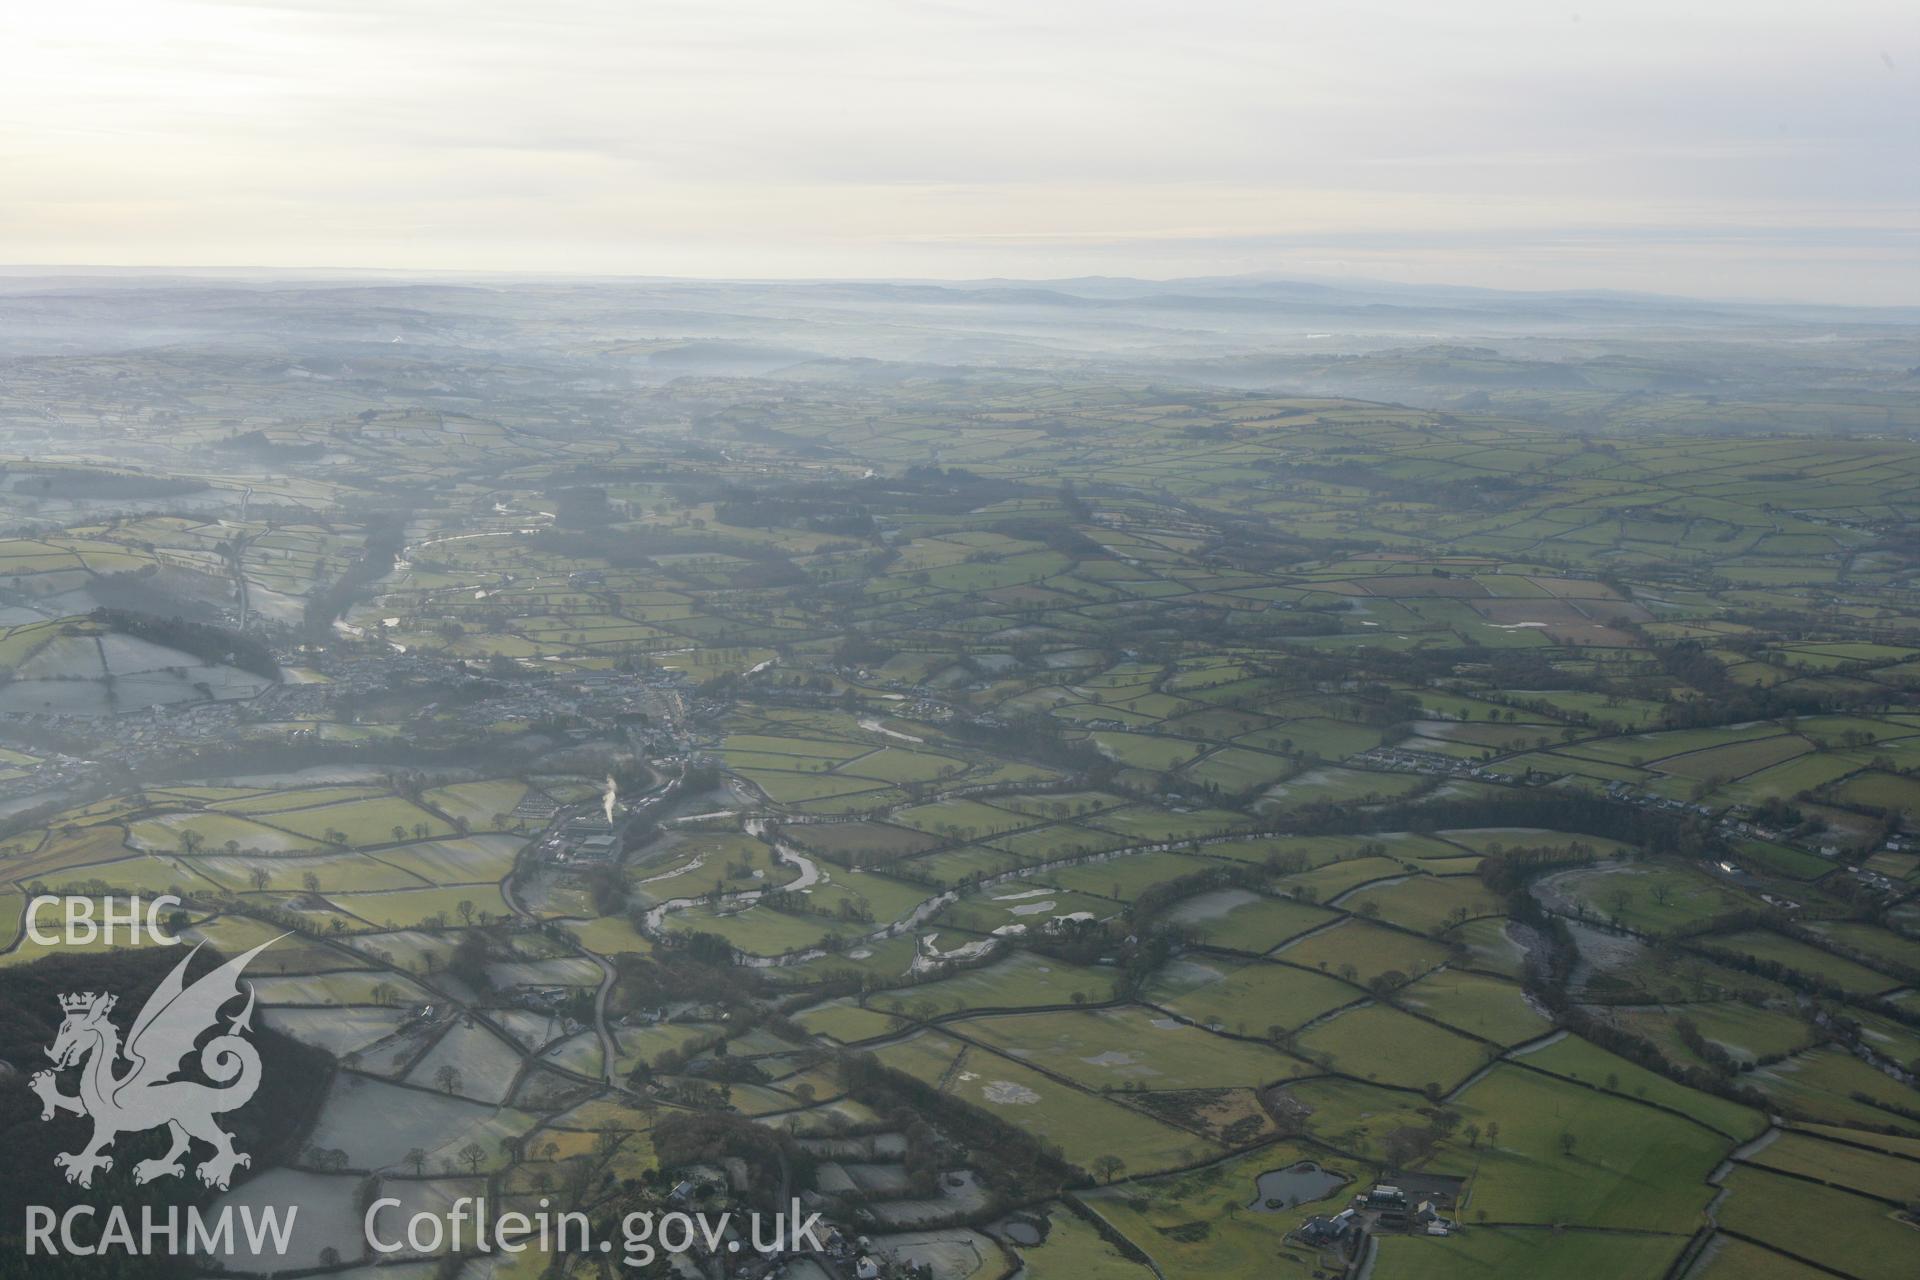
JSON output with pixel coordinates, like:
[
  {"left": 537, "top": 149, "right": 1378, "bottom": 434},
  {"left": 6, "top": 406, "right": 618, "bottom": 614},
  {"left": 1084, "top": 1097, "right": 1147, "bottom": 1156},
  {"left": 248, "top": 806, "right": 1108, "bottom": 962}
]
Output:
[
  {"left": 5, "top": 1, "right": 1916, "bottom": 305},
  {"left": 0, "top": 261, "right": 1911, "bottom": 310}
]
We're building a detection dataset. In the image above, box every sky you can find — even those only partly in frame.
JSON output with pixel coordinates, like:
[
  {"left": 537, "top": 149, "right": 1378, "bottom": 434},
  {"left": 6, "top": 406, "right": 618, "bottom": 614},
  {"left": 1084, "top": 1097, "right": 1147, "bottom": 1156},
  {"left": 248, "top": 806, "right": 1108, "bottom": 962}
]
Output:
[{"left": 2, "top": 0, "right": 1916, "bottom": 301}]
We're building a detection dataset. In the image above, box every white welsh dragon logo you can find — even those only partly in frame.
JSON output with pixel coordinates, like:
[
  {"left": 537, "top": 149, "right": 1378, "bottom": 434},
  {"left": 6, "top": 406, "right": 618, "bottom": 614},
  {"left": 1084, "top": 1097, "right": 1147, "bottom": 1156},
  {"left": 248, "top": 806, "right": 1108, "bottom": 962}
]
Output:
[{"left": 29, "top": 937, "right": 281, "bottom": 1191}]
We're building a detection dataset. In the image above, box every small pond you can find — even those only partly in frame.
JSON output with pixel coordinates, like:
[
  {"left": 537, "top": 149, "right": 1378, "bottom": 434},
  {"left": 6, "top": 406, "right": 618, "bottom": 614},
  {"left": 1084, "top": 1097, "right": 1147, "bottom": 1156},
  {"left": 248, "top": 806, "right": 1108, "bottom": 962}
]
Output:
[{"left": 1247, "top": 1161, "right": 1346, "bottom": 1212}]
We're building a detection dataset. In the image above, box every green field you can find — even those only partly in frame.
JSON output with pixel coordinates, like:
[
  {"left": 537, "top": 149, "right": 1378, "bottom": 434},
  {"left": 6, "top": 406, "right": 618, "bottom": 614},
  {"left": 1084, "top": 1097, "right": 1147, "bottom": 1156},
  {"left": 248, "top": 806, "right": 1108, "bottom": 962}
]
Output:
[
  {"left": 1295, "top": 1001, "right": 1492, "bottom": 1091},
  {"left": 1373, "top": 1228, "right": 1686, "bottom": 1279},
  {"left": 1145, "top": 955, "right": 1359, "bottom": 1032},
  {"left": 1456, "top": 1066, "right": 1725, "bottom": 1232},
  {"left": 956, "top": 1005, "right": 1298, "bottom": 1091},
  {"left": 1716, "top": 1166, "right": 1914, "bottom": 1280},
  {"left": 874, "top": 1031, "right": 1217, "bottom": 1175}
]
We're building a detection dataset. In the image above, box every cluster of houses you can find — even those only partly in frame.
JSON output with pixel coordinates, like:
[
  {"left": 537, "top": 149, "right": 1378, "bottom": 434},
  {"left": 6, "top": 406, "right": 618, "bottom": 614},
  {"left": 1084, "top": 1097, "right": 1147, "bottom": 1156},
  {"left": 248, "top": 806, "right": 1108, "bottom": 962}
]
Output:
[
  {"left": 1843, "top": 861, "right": 1902, "bottom": 895},
  {"left": 1604, "top": 778, "right": 1718, "bottom": 821},
  {"left": 1297, "top": 1183, "right": 1457, "bottom": 1251},
  {"left": 1356, "top": 743, "right": 1520, "bottom": 785}
]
